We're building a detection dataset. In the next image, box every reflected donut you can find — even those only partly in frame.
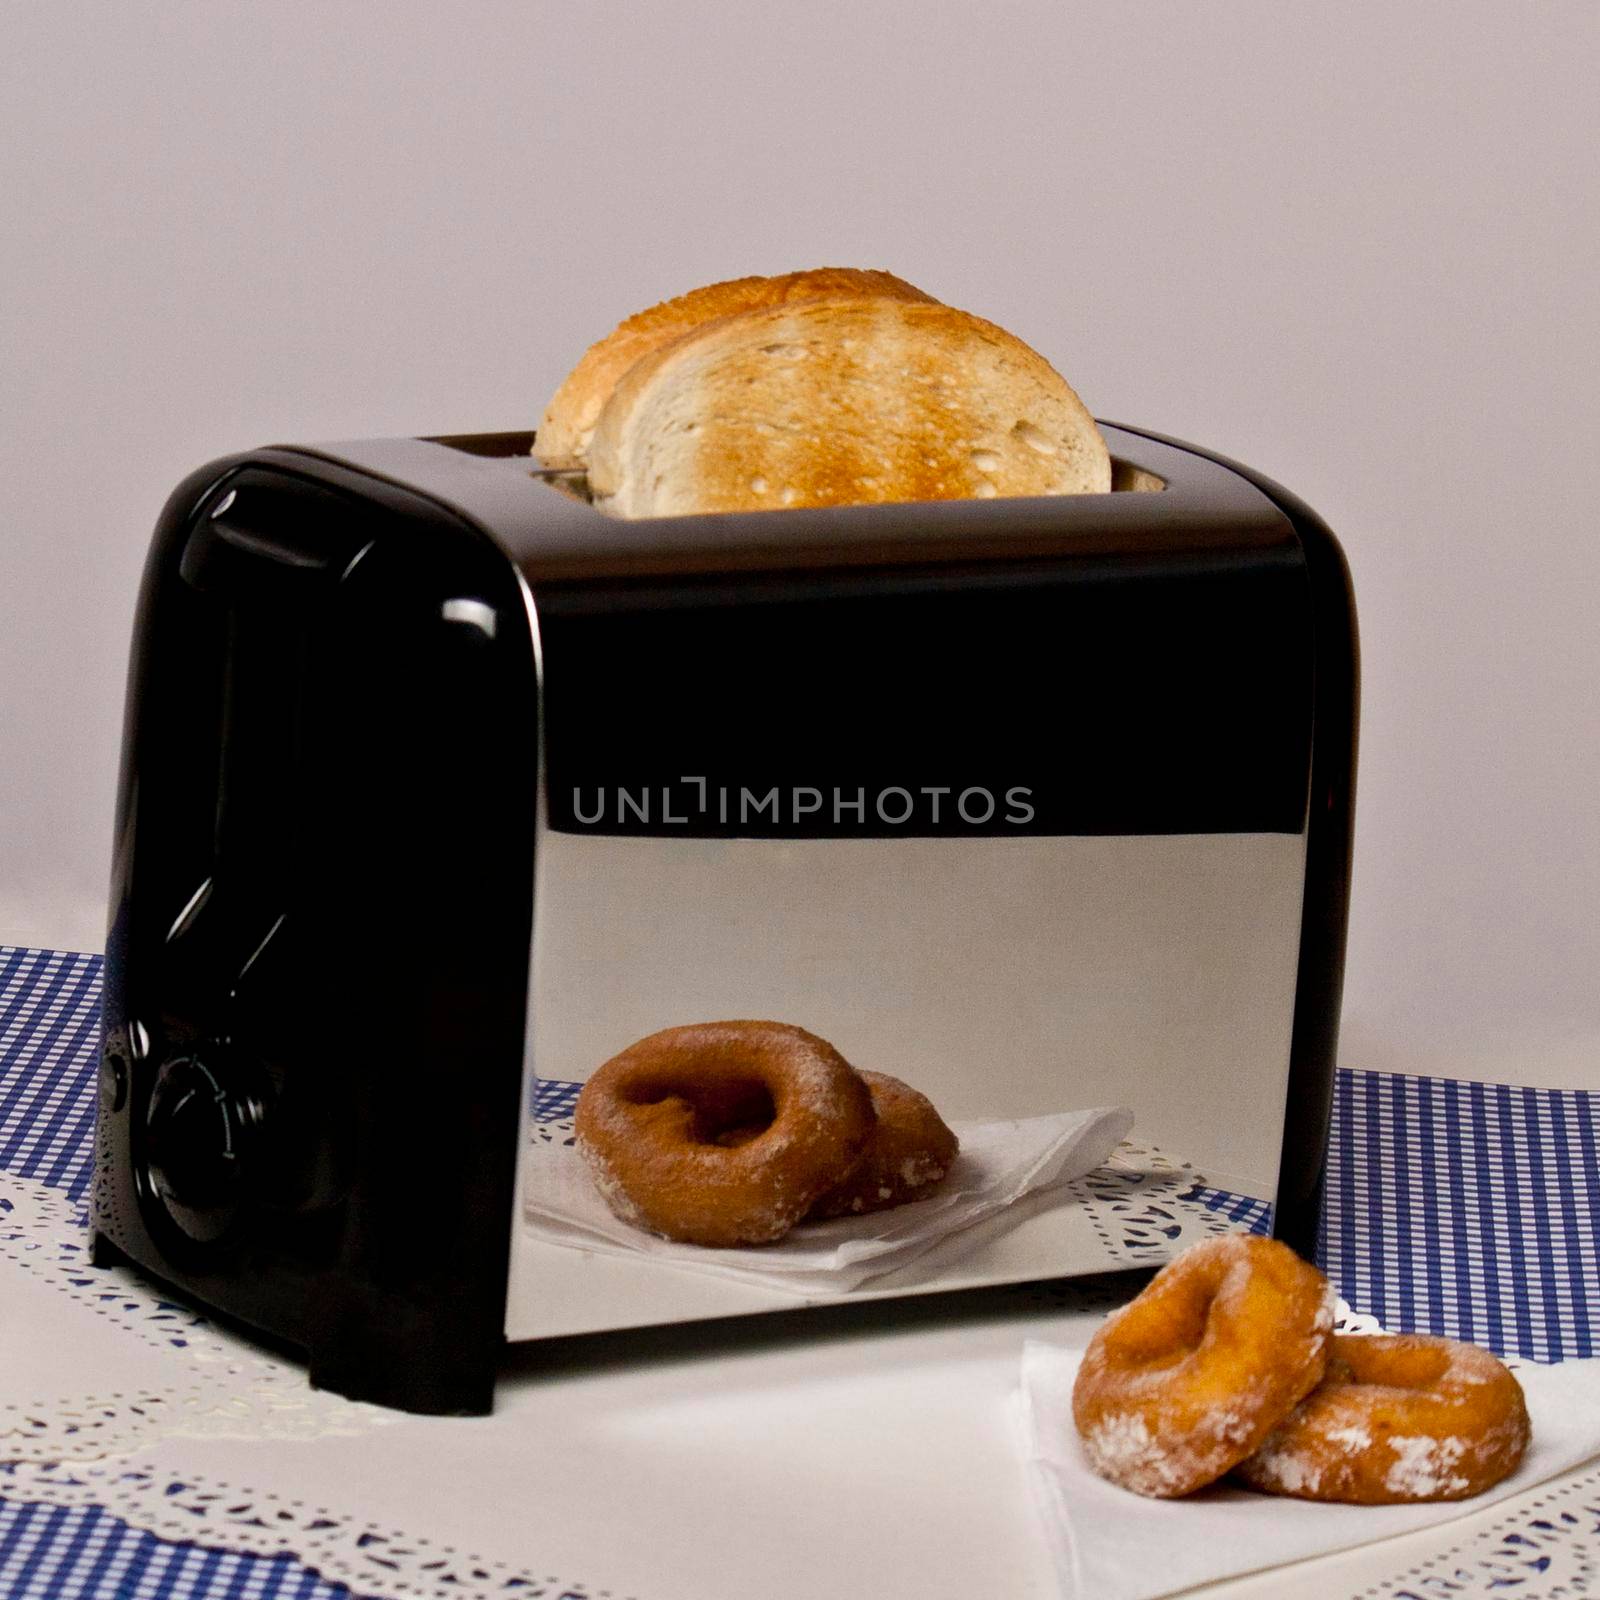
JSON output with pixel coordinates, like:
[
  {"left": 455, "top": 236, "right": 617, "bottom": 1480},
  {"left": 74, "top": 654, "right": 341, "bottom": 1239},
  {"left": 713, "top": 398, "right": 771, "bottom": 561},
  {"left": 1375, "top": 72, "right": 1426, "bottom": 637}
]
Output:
[
  {"left": 1072, "top": 1236, "right": 1334, "bottom": 1497},
  {"left": 1235, "top": 1334, "right": 1530, "bottom": 1503},
  {"left": 807, "top": 1069, "right": 958, "bottom": 1218},
  {"left": 573, "top": 1020, "right": 875, "bottom": 1247}
]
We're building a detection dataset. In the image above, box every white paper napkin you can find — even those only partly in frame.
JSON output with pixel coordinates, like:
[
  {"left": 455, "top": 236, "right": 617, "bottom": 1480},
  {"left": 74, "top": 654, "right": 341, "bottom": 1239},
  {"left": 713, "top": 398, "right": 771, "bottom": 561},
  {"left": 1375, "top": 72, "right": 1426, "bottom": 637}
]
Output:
[
  {"left": 1017, "top": 1340, "right": 1600, "bottom": 1600},
  {"left": 521, "top": 1105, "right": 1134, "bottom": 1294}
]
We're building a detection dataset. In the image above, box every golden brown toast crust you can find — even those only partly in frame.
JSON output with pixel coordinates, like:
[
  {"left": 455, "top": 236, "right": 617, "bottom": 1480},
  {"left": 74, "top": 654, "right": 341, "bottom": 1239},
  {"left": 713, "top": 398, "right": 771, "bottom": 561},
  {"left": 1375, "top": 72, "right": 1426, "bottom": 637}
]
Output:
[
  {"left": 587, "top": 296, "right": 1111, "bottom": 517},
  {"left": 534, "top": 268, "right": 935, "bottom": 469}
]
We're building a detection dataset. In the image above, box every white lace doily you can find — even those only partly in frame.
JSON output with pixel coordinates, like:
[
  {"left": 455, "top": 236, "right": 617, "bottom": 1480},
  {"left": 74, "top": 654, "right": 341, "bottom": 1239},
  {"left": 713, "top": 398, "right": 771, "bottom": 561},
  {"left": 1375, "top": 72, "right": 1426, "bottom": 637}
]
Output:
[
  {"left": 1074, "top": 1134, "right": 1252, "bottom": 1261},
  {"left": 5, "top": 1160, "right": 1583, "bottom": 1600},
  {"left": 1363, "top": 1463, "right": 1600, "bottom": 1597},
  {"left": 0, "top": 1177, "right": 389, "bottom": 1459},
  {"left": 0, "top": 1134, "right": 1267, "bottom": 1600},
  {"left": 0, "top": 1172, "right": 602, "bottom": 1600}
]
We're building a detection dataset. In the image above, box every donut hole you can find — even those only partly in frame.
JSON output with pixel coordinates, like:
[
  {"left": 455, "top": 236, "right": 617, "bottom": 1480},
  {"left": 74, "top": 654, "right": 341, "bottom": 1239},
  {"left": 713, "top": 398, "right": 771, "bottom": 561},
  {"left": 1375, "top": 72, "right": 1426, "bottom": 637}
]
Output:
[
  {"left": 706, "top": 1118, "right": 772, "bottom": 1149},
  {"left": 693, "top": 1082, "right": 778, "bottom": 1147},
  {"left": 621, "top": 1076, "right": 779, "bottom": 1148},
  {"left": 1111, "top": 1279, "right": 1215, "bottom": 1368},
  {"left": 1340, "top": 1339, "right": 1453, "bottom": 1392},
  {"left": 1154, "top": 1286, "right": 1214, "bottom": 1362},
  {"left": 1108, "top": 1251, "right": 1275, "bottom": 1370}
]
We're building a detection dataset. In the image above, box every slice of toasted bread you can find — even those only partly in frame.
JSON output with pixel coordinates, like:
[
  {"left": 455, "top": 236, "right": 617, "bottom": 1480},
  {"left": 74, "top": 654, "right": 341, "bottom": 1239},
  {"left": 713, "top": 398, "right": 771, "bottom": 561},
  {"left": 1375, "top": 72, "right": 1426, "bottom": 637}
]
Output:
[
  {"left": 535, "top": 268, "right": 935, "bottom": 470},
  {"left": 587, "top": 297, "right": 1111, "bottom": 518}
]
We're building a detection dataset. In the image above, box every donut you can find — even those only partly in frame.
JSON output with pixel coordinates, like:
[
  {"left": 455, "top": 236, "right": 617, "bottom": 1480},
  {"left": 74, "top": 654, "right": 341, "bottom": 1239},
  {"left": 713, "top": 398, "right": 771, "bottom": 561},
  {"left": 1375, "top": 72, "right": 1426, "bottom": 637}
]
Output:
[
  {"left": 1235, "top": 1334, "right": 1530, "bottom": 1503},
  {"left": 807, "top": 1070, "right": 959, "bottom": 1219},
  {"left": 1072, "top": 1236, "right": 1334, "bottom": 1497},
  {"left": 573, "top": 1021, "right": 875, "bottom": 1247}
]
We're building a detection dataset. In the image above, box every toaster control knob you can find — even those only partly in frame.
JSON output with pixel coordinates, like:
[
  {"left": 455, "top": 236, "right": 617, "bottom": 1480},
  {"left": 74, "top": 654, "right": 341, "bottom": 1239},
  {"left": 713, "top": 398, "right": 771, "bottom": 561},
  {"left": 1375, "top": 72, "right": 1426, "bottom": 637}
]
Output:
[{"left": 144, "top": 1051, "right": 269, "bottom": 1245}]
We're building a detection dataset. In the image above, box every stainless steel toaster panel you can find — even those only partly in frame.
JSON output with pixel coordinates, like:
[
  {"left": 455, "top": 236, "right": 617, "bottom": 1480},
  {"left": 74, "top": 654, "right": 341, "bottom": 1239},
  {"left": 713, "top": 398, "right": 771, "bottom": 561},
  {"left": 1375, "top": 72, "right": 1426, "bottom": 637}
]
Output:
[{"left": 506, "top": 829, "right": 1304, "bottom": 1339}]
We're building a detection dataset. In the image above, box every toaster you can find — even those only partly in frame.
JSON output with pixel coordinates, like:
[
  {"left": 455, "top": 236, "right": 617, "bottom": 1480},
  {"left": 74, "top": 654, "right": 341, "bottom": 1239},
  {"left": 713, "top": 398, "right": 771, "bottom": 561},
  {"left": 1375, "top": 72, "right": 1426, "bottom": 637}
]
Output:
[{"left": 92, "top": 424, "right": 1357, "bottom": 1415}]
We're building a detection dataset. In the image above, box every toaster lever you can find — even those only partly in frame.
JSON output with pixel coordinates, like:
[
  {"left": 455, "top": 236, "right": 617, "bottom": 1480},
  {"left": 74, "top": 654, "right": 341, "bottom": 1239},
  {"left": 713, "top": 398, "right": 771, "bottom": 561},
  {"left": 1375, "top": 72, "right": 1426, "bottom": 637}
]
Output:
[{"left": 181, "top": 470, "right": 368, "bottom": 594}]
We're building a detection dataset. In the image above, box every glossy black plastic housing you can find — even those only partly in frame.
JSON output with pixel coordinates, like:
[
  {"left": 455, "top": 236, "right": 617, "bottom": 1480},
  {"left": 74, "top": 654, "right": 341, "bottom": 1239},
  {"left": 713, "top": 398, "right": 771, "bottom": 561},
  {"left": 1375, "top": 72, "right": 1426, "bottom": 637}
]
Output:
[
  {"left": 93, "top": 424, "right": 1356, "bottom": 1414},
  {"left": 94, "top": 454, "right": 538, "bottom": 1414}
]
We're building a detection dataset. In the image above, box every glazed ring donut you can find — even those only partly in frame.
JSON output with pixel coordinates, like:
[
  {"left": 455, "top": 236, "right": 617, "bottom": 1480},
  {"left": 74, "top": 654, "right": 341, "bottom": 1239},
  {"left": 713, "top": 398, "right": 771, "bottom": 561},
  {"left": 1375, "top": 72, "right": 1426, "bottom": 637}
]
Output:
[
  {"left": 1235, "top": 1334, "right": 1530, "bottom": 1503},
  {"left": 807, "top": 1070, "right": 959, "bottom": 1219},
  {"left": 574, "top": 1021, "right": 875, "bottom": 1247},
  {"left": 1072, "top": 1235, "right": 1334, "bottom": 1497}
]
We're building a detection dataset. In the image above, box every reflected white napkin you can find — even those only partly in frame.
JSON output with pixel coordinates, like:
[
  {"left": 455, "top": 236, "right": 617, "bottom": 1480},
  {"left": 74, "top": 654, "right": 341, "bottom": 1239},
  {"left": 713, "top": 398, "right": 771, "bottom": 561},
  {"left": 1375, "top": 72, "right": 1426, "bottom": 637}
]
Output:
[
  {"left": 1017, "top": 1340, "right": 1600, "bottom": 1600},
  {"left": 521, "top": 1106, "right": 1133, "bottom": 1294}
]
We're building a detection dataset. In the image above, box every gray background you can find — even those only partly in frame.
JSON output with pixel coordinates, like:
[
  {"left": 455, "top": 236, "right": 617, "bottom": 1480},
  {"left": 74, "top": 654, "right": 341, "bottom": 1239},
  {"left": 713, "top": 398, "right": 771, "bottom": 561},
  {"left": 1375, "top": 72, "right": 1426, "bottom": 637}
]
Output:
[{"left": 3, "top": 2, "right": 1595, "bottom": 1087}]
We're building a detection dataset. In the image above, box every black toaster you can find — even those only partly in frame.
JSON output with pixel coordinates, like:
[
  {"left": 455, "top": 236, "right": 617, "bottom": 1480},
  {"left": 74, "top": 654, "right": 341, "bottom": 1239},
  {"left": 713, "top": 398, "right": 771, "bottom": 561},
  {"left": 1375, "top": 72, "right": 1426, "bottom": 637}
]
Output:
[{"left": 92, "top": 424, "right": 1356, "bottom": 1414}]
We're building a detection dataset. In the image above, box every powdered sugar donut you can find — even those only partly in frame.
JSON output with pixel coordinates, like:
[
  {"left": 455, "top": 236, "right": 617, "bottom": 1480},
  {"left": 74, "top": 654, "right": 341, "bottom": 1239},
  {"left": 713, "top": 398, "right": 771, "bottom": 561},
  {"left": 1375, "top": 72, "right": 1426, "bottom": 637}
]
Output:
[
  {"left": 806, "top": 1069, "right": 958, "bottom": 1219},
  {"left": 1072, "top": 1236, "right": 1334, "bottom": 1497},
  {"left": 574, "top": 1021, "right": 875, "bottom": 1247},
  {"left": 1235, "top": 1334, "right": 1529, "bottom": 1503}
]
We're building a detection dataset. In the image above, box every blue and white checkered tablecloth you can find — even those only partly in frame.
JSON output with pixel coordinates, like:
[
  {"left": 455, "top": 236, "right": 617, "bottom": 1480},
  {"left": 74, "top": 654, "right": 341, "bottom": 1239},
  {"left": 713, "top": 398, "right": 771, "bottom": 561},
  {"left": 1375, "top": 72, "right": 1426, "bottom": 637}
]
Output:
[
  {"left": 0, "top": 947, "right": 101, "bottom": 1200},
  {"left": 2, "top": 944, "right": 1597, "bottom": 1597},
  {"left": 0, "top": 1501, "right": 347, "bottom": 1600}
]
